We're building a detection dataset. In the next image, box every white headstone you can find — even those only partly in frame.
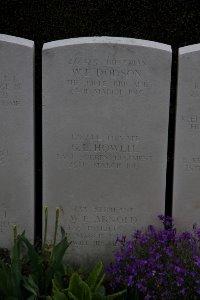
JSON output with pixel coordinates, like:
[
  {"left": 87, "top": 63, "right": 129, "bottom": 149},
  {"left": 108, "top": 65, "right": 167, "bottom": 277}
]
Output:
[
  {"left": 43, "top": 37, "right": 171, "bottom": 266},
  {"left": 173, "top": 44, "right": 200, "bottom": 230},
  {"left": 0, "top": 34, "right": 34, "bottom": 247}
]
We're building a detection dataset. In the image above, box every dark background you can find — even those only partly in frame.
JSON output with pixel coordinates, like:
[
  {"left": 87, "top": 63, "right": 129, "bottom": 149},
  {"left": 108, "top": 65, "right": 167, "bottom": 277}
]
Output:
[{"left": 0, "top": 0, "right": 200, "bottom": 239}]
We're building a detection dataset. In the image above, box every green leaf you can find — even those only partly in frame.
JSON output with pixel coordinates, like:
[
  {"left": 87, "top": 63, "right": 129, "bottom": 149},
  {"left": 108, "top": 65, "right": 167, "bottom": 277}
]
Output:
[
  {"left": 94, "top": 274, "right": 105, "bottom": 294},
  {"left": 0, "top": 252, "right": 22, "bottom": 299},
  {"left": 51, "top": 237, "right": 71, "bottom": 265},
  {"left": 52, "top": 290, "right": 68, "bottom": 300},
  {"left": 92, "top": 295, "right": 106, "bottom": 300},
  {"left": 10, "top": 235, "right": 23, "bottom": 298},
  {"left": 60, "top": 226, "right": 66, "bottom": 240},
  {"left": 26, "top": 296, "right": 37, "bottom": 300},
  {"left": 23, "top": 275, "right": 39, "bottom": 296},
  {"left": 0, "top": 261, "right": 11, "bottom": 296},
  {"left": 52, "top": 272, "right": 64, "bottom": 291},
  {"left": 18, "top": 234, "right": 41, "bottom": 274},
  {"left": 107, "top": 289, "right": 127, "bottom": 299},
  {"left": 94, "top": 285, "right": 106, "bottom": 297},
  {"left": 68, "top": 273, "right": 92, "bottom": 300},
  {"left": 86, "top": 262, "right": 103, "bottom": 291},
  {"left": 67, "top": 291, "right": 80, "bottom": 300},
  {"left": 45, "top": 237, "right": 71, "bottom": 289}
]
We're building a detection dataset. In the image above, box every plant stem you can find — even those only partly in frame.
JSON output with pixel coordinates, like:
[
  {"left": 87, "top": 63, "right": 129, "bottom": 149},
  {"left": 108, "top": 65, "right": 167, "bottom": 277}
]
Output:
[
  {"left": 43, "top": 206, "right": 48, "bottom": 252},
  {"left": 53, "top": 207, "right": 60, "bottom": 249},
  {"left": 13, "top": 224, "right": 17, "bottom": 245}
]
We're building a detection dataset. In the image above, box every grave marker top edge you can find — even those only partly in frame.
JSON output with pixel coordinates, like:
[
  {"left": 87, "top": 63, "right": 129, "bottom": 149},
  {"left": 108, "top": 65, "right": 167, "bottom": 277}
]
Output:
[
  {"left": 0, "top": 34, "right": 34, "bottom": 48},
  {"left": 43, "top": 36, "right": 171, "bottom": 52},
  {"left": 179, "top": 43, "right": 200, "bottom": 55}
]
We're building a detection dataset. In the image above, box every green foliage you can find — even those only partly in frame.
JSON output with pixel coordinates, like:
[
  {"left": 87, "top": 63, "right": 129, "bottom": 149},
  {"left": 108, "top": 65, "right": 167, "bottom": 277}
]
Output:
[
  {"left": 0, "top": 207, "right": 126, "bottom": 299},
  {"left": 0, "top": 207, "right": 71, "bottom": 299},
  {"left": 0, "top": 228, "right": 25, "bottom": 299},
  {"left": 50, "top": 262, "right": 126, "bottom": 300},
  {"left": 19, "top": 231, "right": 70, "bottom": 295},
  {"left": 20, "top": 207, "right": 71, "bottom": 297}
]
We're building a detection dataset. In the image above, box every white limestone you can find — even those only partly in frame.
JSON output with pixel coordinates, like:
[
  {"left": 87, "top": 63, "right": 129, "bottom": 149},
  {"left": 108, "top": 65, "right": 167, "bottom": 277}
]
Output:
[
  {"left": 43, "top": 37, "right": 171, "bottom": 266},
  {"left": 0, "top": 34, "right": 34, "bottom": 247},
  {"left": 173, "top": 44, "right": 200, "bottom": 230}
]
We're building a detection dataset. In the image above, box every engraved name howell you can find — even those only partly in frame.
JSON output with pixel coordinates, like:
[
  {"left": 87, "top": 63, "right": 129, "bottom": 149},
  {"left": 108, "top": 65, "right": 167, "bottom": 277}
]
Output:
[
  {"left": 43, "top": 37, "right": 172, "bottom": 266},
  {"left": 56, "top": 133, "right": 152, "bottom": 170}
]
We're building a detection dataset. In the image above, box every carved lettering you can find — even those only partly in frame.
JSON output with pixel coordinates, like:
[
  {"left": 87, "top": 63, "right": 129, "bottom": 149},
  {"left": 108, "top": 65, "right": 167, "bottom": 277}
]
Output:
[
  {"left": 66, "top": 55, "right": 152, "bottom": 97},
  {"left": 56, "top": 132, "right": 152, "bottom": 170},
  {"left": 64, "top": 206, "right": 138, "bottom": 248}
]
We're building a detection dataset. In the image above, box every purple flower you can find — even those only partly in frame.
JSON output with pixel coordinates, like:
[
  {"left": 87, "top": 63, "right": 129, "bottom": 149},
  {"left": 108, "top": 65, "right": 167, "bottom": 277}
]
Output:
[
  {"left": 127, "top": 241, "right": 134, "bottom": 250},
  {"left": 132, "top": 230, "right": 142, "bottom": 239},
  {"left": 148, "top": 224, "right": 156, "bottom": 236},
  {"left": 180, "top": 287, "right": 187, "bottom": 295},
  {"left": 139, "top": 233, "right": 147, "bottom": 244},
  {"left": 107, "top": 215, "right": 200, "bottom": 298},
  {"left": 149, "top": 245, "right": 156, "bottom": 254},
  {"left": 176, "top": 277, "right": 184, "bottom": 286},
  {"left": 158, "top": 214, "right": 173, "bottom": 228},
  {"left": 115, "top": 252, "right": 122, "bottom": 262},
  {"left": 178, "top": 231, "right": 193, "bottom": 241},
  {"left": 193, "top": 255, "right": 200, "bottom": 267},
  {"left": 196, "top": 228, "right": 200, "bottom": 239},
  {"left": 165, "top": 246, "right": 173, "bottom": 257},
  {"left": 158, "top": 214, "right": 165, "bottom": 221},
  {"left": 127, "top": 275, "right": 134, "bottom": 286},
  {"left": 137, "top": 279, "right": 147, "bottom": 293}
]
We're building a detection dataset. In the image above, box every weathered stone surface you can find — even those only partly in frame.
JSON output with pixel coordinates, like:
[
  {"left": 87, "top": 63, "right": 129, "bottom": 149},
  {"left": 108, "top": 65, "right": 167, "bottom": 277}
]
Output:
[
  {"left": 173, "top": 44, "right": 200, "bottom": 230},
  {"left": 0, "top": 34, "right": 34, "bottom": 247},
  {"left": 43, "top": 37, "right": 171, "bottom": 266}
]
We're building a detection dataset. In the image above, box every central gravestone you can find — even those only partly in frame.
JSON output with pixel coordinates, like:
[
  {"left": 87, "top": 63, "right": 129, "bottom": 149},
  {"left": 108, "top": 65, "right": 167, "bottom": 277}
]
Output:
[{"left": 43, "top": 37, "right": 171, "bottom": 266}]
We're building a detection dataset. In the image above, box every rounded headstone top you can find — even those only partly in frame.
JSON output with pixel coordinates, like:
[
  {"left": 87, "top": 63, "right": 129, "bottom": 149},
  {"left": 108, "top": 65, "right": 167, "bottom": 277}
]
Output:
[
  {"left": 0, "top": 34, "right": 34, "bottom": 48},
  {"left": 43, "top": 36, "right": 171, "bottom": 52},
  {"left": 179, "top": 43, "right": 200, "bottom": 55}
]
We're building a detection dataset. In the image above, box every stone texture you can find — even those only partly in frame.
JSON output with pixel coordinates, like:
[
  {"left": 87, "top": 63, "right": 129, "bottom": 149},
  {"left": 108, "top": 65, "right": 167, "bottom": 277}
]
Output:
[
  {"left": 0, "top": 34, "right": 34, "bottom": 247},
  {"left": 173, "top": 44, "right": 200, "bottom": 230},
  {"left": 43, "top": 37, "right": 171, "bottom": 266}
]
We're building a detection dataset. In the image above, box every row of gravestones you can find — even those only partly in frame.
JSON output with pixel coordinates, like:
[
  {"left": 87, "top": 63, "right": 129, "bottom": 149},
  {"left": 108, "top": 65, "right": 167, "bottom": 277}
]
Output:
[{"left": 0, "top": 34, "right": 199, "bottom": 266}]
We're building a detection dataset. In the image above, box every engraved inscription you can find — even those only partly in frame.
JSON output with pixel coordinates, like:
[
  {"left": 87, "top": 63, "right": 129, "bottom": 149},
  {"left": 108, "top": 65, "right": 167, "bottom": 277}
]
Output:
[
  {"left": 66, "top": 55, "right": 152, "bottom": 97},
  {"left": 65, "top": 206, "right": 137, "bottom": 249},
  {"left": 181, "top": 114, "right": 200, "bottom": 130},
  {"left": 0, "top": 149, "right": 30, "bottom": 166},
  {"left": 190, "top": 82, "right": 200, "bottom": 97},
  {"left": 56, "top": 133, "right": 152, "bottom": 170},
  {"left": 0, "top": 148, "right": 8, "bottom": 165},
  {"left": 0, "top": 75, "right": 22, "bottom": 107},
  {"left": 183, "top": 157, "right": 200, "bottom": 172}
]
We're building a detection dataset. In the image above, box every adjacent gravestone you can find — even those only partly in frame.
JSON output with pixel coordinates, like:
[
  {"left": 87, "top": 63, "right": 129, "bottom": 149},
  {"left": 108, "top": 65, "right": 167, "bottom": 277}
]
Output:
[
  {"left": 43, "top": 37, "right": 172, "bottom": 266},
  {"left": 0, "top": 35, "right": 34, "bottom": 247},
  {"left": 173, "top": 44, "right": 200, "bottom": 230}
]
